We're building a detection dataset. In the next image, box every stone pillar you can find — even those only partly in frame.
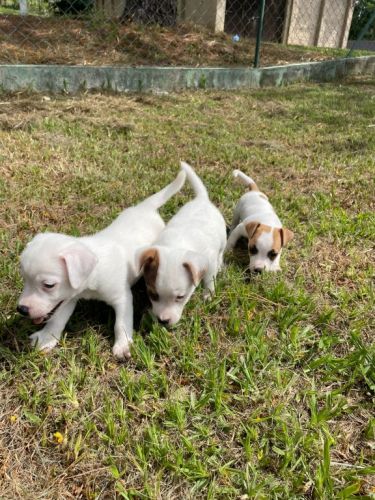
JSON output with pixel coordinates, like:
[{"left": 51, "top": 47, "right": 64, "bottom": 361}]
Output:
[
  {"left": 178, "top": 0, "right": 227, "bottom": 33},
  {"left": 95, "top": 0, "right": 126, "bottom": 19},
  {"left": 284, "top": 0, "right": 354, "bottom": 49}
]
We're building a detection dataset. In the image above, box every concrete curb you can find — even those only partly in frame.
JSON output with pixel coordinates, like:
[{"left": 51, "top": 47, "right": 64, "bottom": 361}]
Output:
[{"left": 0, "top": 56, "right": 374, "bottom": 93}]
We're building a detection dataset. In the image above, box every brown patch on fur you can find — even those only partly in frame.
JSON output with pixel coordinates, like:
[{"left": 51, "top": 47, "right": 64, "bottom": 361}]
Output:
[
  {"left": 246, "top": 222, "right": 276, "bottom": 254},
  {"left": 272, "top": 228, "right": 283, "bottom": 252},
  {"left": 271, "top": 227, "right": 294, "bottom": 251},
  {"left": 279, "top": 228, "right": 294, "bottom": 247},
  {"left": 183, "top": 262, "right": 205, "bottom": 286},
  {"left": 139, "top": 248, "right": 159, "bottom": 289},
  {"left": 245, "top": 222, "right": 272, "bottom": 243},
  {"left": 245, "top": 221, "right": 260, "bottom": 240},
  {"left": 246, "top": 223, "right": 294, "bottom": 251},
  {"left": 248, "top": 182, "right": 260, "bottom": 192}
]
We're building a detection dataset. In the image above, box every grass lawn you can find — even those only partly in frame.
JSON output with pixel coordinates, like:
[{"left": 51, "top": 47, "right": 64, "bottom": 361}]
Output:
[{"left": 0, "top": 77, "right": 374, "bottom": 498}]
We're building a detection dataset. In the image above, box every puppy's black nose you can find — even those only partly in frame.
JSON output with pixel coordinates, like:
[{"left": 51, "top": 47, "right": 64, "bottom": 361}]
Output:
[
  {"left": 17, "top": 305, "right": 29, "bottom": 316},
  {"left": 158, "top": 318, "right": 170, "bottom": 326},
  {"left": 253, "top": 268, "right": 263, "bottom": 274}
]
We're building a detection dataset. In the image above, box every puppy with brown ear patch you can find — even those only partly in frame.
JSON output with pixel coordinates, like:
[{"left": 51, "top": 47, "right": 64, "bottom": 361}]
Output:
[
  {"left": 138, "top": 162, "right": 227, "bottom": 326},
  {"left": 226, "top": 170, "right": 294, "bottom": 273},
  {"left": 17, "top": 169, "right": 186, "bottom": 359}
]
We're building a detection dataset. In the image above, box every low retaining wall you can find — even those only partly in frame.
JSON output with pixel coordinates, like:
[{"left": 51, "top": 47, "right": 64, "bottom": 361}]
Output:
[{"left": 0, "top": 56, "right": 374, "bottom": 93}]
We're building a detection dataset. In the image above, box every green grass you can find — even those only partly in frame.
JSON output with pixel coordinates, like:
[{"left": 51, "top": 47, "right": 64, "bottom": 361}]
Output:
[
  {"left": 0, "top": 78, "right": 374, "bottom": 498},
  {"left": 0, "top": 6, "right": 19, "bottom": 14},
  {"left": 0, "top": 0, "right": 49, "bottom": 15}
]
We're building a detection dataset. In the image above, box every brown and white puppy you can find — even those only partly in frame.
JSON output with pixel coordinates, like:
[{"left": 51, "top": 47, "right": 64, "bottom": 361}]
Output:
[
  {"left": 137, "top": 162, "right": 227, "bottom": 326},
  {"left": 17, "top": 170, "right": 186, "bottom": 359},
  {"left": 226, "top": 170, "right": 294, "bottom": 273}
]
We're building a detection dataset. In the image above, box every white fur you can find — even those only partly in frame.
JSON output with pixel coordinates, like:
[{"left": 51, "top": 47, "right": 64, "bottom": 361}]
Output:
[
  {"left": 226, "top": 169, "right": 286, "bottom": 272},
  {"left": 18, "top": 170, "right": 186, "bottom": 358},
  {"left": 233, "top": 169, "right": 257, "bottom": 187},
  {"left": 139, "top": 162, "right": 227, "bottom": 326}
]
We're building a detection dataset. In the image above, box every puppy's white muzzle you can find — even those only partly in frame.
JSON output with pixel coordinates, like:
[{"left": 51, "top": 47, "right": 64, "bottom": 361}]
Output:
[
  {"left": 153, "top": 306, "right": 182, "bottom": 327},
  {"left": 17, "top": 298, "right": 64, "bottom": 325}
]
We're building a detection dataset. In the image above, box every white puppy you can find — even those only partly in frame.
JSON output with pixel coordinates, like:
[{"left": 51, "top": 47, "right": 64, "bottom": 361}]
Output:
[
  {"left": 18, "top": 170, "right": 186, "bottom": 359},
  {"left": 137, "top": 162, "right": 227, "bottom": 326},
  {"left": 226, "top": 169, "right": 294, "bottom": 272}
]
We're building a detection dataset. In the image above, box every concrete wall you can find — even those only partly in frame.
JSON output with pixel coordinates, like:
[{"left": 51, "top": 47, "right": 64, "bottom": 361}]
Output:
[
  {"left": 178, "top": 0, "right": 226, "bottom": 32},
  {"left": 285, "top": 0, "right": 354, "bottom": 49},
  {"left": 318, "top": 0, "right": 354, "bottom": 48},
  {"left": 285, "top": 0, "right": 321, "bottom": 46},
  {"left": 95, "top": 0, "right": 125, "bottom": 18},
  {"left": 0, "top": 56, "right": 374, "bottom": 93}
]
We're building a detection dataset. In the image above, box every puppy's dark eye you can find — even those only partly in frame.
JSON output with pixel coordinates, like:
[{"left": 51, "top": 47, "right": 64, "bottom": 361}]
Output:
[
  {"left": 249, "top": 246, "right": 258, "bottom": 255},
  {"left": 176, "top": 294, "right": 185, "bottom": 302},
  {"left": 44, "top": 283, "right": 55, "bottom": 289},
  {"left": 268, "top": 250, "right": 278, "bottom": 261},
  {"left": 148, "top": 290, "right": 159, "bottom": 302}
]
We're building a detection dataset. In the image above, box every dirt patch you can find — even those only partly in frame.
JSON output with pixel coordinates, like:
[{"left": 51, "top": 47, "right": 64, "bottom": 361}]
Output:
[{"left": 0, "top": 14, "right": 347, "bottom": 67}]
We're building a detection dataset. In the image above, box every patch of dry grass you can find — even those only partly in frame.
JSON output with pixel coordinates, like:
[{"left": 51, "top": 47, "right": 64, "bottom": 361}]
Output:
[{"left": 0, "top": 14, "right": 367, "bottom": 67}]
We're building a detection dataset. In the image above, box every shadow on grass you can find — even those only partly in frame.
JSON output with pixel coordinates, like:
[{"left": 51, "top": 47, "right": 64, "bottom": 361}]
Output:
[
  {"left": 0, "top": 277, "right": 151, "bottom": 357},
  {"left": 225, "top": 236, "right": 253, "bottom": 271}
]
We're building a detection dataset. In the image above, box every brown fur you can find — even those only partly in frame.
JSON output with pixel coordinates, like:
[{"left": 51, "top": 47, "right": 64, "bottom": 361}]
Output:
[
  {"left": 245, "top": 222, "right": 271, "bottom": 246},
  {"left": 280, "top": 228, "right": 294, "bottom": 246},
  {"left": 246, "top": 223, "right": 294, "bottom": 252},
  {"left": 272, "top": 228, "right": 283, "bottom": 252},
  {"left": 248, "top": 182, "right": 260, "bottom": 192},
  {"left": 139, "top": 248, "right": 159, "bottom": 290},
  {"left": 245, "top": 221, "right": 260, "bottom": 241},
  {"left": 183, "top": 261, "right": 205, "bottom": 286}
]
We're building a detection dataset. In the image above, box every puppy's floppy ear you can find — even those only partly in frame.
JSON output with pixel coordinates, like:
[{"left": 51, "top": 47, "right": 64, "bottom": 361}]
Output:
[
  {"left": 138, "top": 248, "right": 160, "bottom": 290},
  {"left": 183, "top": 251, "right": 208, "bottom": 287},
  {"left": 280, "top": 228, "right": 294, "bottom": 246},
  {"left": 138, "top": 247, "right": 158, "bottom": 273},
  {"left": 59, "top": 243, "right": 97, "bottom": 290},
  {"left": 245, "top": 221, "right": 260, "bottom": 240}
]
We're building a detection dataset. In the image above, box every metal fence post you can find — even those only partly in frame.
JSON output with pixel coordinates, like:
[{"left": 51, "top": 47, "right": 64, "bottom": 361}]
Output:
[{"left": 254, "top": 0, "right": 266, "bottom": 68}]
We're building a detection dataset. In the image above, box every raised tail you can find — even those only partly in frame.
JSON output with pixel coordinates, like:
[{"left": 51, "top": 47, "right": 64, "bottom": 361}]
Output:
[
  {"left": 233, "top": 169, "right": 259, "bottom": 191},
  {"left": 180, "top": 161, "right": 209, "bottom": 199},
  {"left": 143, "top": 169, "right": 186, "bottom": 209}
]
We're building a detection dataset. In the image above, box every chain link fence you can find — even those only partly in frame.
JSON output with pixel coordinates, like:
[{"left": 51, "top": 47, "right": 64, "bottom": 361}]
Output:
[{"left": 0, "top": 0, "right": 374, "bottom": 67}]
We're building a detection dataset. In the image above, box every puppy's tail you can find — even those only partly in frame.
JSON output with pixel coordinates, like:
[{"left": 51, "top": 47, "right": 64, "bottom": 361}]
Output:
[
  {"left": 233, "top": 169, "right": 259, "bottom": 191},
  {"left": 180, "top": 161, "right": 209, "bottom": 199},
  {"left": 144, "top": 169, "right": 186, "bottom": 209}
]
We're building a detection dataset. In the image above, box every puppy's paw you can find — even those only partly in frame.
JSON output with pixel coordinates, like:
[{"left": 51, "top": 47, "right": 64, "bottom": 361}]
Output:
[
  {"left": 29, "top": 331, "right": 58, "bottom": 352},
  {"left": 203, "top": 289, "right": 214, "bottom": 301},
  {"left": 112, "top": 340, "right": 132, "bottom": 360}
]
